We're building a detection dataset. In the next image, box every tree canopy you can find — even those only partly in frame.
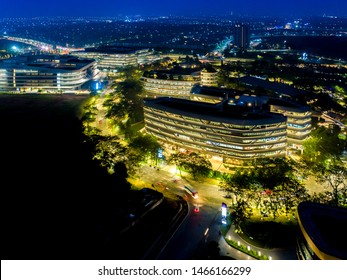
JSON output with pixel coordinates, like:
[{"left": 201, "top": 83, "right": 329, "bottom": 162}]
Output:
[
  {"left": 167, "top": 152, "right": 212, "bottom": 180},
  {"left": 302, "top": 126, "right": 346, "bottom": 167},
  {"left": 220, "top": 158, "right": 309, "bottom": 219},
  {"left": 127, "top": 133, "right": 161, "bottom": 172},
  {"left": 104, "top": 77, "right": 145, "bottom": 126},
  {"left": 300, "top": 126, "right": 347, "bottom": 207}
]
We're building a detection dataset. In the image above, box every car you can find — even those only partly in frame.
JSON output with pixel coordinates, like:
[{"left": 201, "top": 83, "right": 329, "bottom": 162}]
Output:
[{"left": 194, "top": 205, "right": 200, "bottom": 213}]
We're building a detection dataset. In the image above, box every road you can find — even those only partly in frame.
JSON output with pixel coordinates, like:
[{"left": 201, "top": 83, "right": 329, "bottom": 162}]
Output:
[
  {"left": 135, "top": 164, "right": 298, "bottom": 260},
  {"left": 135, "top": 165, "right": 256, "bottom": 259},
  {"left": 157, "top": 197, "right": 222, "bottom": 259}
]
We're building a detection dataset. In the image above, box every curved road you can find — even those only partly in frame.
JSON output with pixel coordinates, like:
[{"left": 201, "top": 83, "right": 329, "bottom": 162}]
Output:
[{"left": 136, "top": 164, "right": 298, "bottom": 260}]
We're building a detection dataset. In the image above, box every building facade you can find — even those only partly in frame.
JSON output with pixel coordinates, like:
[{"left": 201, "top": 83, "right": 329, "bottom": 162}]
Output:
[
  {"left": 190, "top": 85, "right": 233, "bottom": 104},
  {"left": 143, "top": 97, "right": 287, "bottom": 165},
  {"left": 71, "top": 46, "right": 160, "bottom": 71},
  {"left": 190, "top": 87, "right": 312, "bottom": 152},
  {"left": 200, "top": 67, "right": 218, "bottom": 87},
  {"left": 142, "top": 69, "right": 200, "bottom": 97},
  {"left": 269, "top": 100, "right": 312, "bottom": 151},
  {"left": 0, "top": 54, "right": 98, "bottom": 92},
  {"left": 234, "top": 23, "right": 250, "bottom": 50}
]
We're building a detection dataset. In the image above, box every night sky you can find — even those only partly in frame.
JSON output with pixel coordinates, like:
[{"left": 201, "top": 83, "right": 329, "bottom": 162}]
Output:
[{"left": 1, "top": 0, "right": 346, "bottom": 17}]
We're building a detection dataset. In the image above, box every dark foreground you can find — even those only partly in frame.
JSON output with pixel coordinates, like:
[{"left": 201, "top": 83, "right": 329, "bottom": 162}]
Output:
[{"left": 1, "top": 94, "right": 181, "bottom": 260}]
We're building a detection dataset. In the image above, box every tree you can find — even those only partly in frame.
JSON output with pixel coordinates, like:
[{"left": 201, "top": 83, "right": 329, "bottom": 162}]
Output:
[
  {"left": 81, "top": 111, "right": 96, "bottom": 124},
  {"left": 92, "top": 135, "right": 127, "bottom": 174},
  {"left": 121, "top": 66, "right": 143, "bottom": 80},
  {"left": 82, "top": 133, "right": 131, "bottom": 191},
  {"left": 81, "top": 98, "right": 99, "bottom": 135},
  {"left": 127, "top": 133, "right": 161, "bottom": 170},
  {"left": 124, "top": 148, "right": 144, "bottom": 175},
  {"left": 220, "top": 158, "right": 308, "bottom": 219},
  {"left": 302, "top": 126, "right": 346, "bottom": 168},
  {"left": 184, "top": 152, "right": 212, "bottom": 180},
  {"left": 167, "top": 152, "right": 186, "bottom": 175},
  {"left": 104, "top": 72, "right": 145, "bottom": 127},
  {"left": 252, "top": 157, "right": 301, "bottom": 190},
  {"left": 105, "top": 96, "right": 131, "bottom": 125},
  {"left": 219, "top": 170, "right": 254, "bottom": 204},
  {"left": 167, "top": 152, "right": 212, "bottom": 180},
  {"left": 314, "top": 158, "right": 347, "bottom": 207},
  {"left": 231, "top": 200, "right": 252, "bottom": 233},
  {"left": 300, "top": 126, "right": 347, "bottom": 207}
]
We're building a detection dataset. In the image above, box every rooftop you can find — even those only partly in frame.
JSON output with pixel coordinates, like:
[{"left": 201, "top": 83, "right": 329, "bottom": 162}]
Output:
[
  {"left": 190, "top": 85, "right": 241, "bottom": 99},
  {"left": 201, "top": 67, "right": 217, "bottom": 73},
  {"left": 144, "top": 97, "right": 286, "bottom": 126},
  {"left": 83, "top": 45, "right": 147, "bottom": 54},
  {"left": 238, "top": 76, "right": 308, "bottom": 97},
  {"left": 297, "top": 201, "right": 347, "bottom": 260},
  {"left": 268, "top": 97, "right": 312, "bottom": 112},
  {"left": 144, "top": 66, "right": 202, "bottom": 77},
  {"left": 0, "top": 54, "right": 95, "bottom": 72}
]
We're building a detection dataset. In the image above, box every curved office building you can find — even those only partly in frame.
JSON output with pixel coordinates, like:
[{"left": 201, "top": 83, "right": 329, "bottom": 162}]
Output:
[
  {"left": 144, "top": 97, "right": 287, "bottom": 165},
  {"left": 0, "top": 54, "right": 98, "bottom": 92},
  {"left": 269, "top": 99, "right": 311, "bottom": 150},
  {"left": 72, "top": 49, "right": 137, "bottom": 70},
  {"left": 142, "top": 69, "right": 200, "bottom": 97},
  {"left": 71, "top": 46, "right": 160, "bottom": 70},
  {"left": 200, "top": 67, "right": 218, "bottom": 87},
  {"left": 142, "top": 77, "right": 198, "bottom": 97}
]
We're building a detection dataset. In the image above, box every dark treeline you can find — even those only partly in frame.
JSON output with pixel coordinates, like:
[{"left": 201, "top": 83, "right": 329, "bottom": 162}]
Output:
[{"left": 0, "top": 95, "right": 128, "bottom": 259}]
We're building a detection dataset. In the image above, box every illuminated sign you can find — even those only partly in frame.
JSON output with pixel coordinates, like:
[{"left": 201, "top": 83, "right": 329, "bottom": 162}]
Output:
[
  {"left": 221, "top": 202, "right": 227, "bottom": 218},
  {"left": 157, "top": 148, "right": 163, "bottom": 159}
]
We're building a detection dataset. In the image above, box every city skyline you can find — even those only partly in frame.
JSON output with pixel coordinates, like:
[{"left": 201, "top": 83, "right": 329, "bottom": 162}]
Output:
[
  {"left": 1, "top": 0, "right": 347, "bottom": 18},
  {"left": 1, "top": 0, "right": 346, "bottom": 266}
]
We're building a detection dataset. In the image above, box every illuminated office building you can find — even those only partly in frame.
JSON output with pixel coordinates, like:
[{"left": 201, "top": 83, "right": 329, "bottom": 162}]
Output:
[
  {"left": 268, "top": 99, "right": 312, "bottom": 150},
  {"left": 189, "top": 85, "right": 236, "bottom": 104},
  {"left": 0, "top": 54, "right": 98, "bottom": 92},
  {"left": 191, "top": 86, "right": 312, "bottom": 151},
  {"left": 234, "top": 23, "right": 250, "bottom": 50},
  {"left": 143, "top": 96, "right": 287, "bottom": 165},
  {"left": 200, "top": 67, "right": 218, "bottom": 87},
  {"left": 135, "top": 48, "right": 161, "bottom": 65},
  {"left": 142, "top": 68, "right": 201, "bottom": 97},
  {"left": 72, "top": 46, "right": 160, "bottom": 71}
]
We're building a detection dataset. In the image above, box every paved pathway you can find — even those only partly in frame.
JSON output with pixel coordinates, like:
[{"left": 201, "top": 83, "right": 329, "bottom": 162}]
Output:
[{"left": 219, "top": 224, "right": 297, "bottom": 260}]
